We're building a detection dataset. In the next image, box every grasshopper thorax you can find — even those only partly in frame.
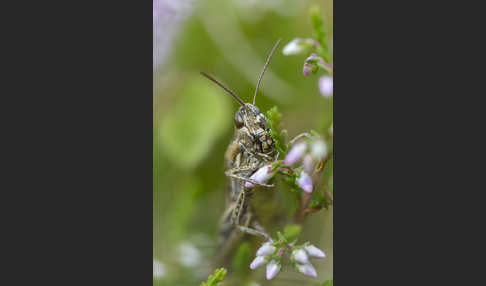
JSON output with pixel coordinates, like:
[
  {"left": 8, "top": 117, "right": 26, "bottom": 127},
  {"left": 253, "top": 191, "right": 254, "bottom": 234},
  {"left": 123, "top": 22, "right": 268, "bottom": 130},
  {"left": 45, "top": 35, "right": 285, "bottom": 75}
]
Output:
[{"left": 234, "top": 104, "right": 274, "bottom": 154}]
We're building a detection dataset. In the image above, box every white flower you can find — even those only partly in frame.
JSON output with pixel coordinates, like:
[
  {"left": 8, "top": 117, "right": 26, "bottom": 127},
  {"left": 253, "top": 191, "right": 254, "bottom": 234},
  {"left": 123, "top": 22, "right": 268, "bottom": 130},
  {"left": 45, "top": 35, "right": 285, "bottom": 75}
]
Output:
[
  {"left": 304, "top": 244, "right": 326, "bottom": 258},
  {"left": 266, "top": 260, "right": 281, "bottom": 280},
  {"left": 318, "top": 76, "right": 333, "bottom": 98},
  {"left": 256, "top": 242, "right": 276, "bottom": 257},
  {"left": 283, "top": 142, "right": 307, "bottom": 165},
  {"left": 245, "top": 164, "right": 274, "bottom": 188},
  {"left": 250, "top": 255, "right": 268, "bottom": 269},
  {"left": 178, "top": 242, "right": 201, "bottom": 267},
  {"left": 292, "top": 248, "right": 309, "bottom": 264},
  {"left": 311, "top": 139, "right": 328, "bottom": 161},
  {"left": 296, "top": 262, "right": 317, "bottom": 277},
  {"left": 282, "top": 38, "right": 307, "bottom": 55},
  {"left": 297, "top": 171, "right": 313, "bottom": 193}
]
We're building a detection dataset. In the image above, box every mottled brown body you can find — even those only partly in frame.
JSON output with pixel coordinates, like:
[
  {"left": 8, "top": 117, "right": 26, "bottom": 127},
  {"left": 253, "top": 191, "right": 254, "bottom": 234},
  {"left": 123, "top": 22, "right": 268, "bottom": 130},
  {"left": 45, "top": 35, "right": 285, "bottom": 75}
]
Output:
[
  {"left": 200, "top": 39, "right": 282, "bottom": 268},
  {"left": 215, "top": 104, "right": 279, "bottom": 266}
]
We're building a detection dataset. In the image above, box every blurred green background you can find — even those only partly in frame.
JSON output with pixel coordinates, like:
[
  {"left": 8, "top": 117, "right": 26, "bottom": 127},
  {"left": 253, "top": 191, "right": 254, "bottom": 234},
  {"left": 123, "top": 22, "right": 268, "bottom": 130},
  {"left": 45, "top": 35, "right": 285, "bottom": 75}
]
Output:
[{"left": 154, "top": 0, "right": 333, "bottom": 285}]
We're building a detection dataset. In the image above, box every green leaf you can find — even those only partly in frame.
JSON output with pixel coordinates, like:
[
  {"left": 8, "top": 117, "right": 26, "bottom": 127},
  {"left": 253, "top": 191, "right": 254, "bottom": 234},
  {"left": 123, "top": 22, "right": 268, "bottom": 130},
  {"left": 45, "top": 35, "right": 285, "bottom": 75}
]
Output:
[
  {"left": 266, "top": 106, "right": 287, "bottom": 156},
  {"left": 319, "top": 280, "right": 333, "bottom": 286},
  {"left": 310, "top": 6, "right": 329, "bottom": 62},
  {"left": 280, "top": 129, "right": 289, "bottom": 150},
  {"left": 308, "top": 195, "right": 330, "bottom": 210},
  {"left": 310, "top": 129, "right": 321, "bottom": 137},
  {"left": 232, "top": 242, "right": 251, "bottom": 279},
  {"left": 200, "top": 268, "right": 227, "bottom": 286},
  {"left": 279, "top": 183, "right": 300, "bottom": 218},
  {"left": 284, "top": 224, "right": 302, "bottom": 241},
  {"left": 276, "top": 231, "right": 287, "bottom": 243}
]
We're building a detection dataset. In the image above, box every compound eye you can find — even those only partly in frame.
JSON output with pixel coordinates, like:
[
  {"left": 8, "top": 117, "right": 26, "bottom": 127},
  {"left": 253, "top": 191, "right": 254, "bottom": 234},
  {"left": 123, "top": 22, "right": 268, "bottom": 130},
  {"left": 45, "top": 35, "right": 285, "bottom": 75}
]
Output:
[{"left": 234, "top": 112, "right": 244, "bottom": 129}]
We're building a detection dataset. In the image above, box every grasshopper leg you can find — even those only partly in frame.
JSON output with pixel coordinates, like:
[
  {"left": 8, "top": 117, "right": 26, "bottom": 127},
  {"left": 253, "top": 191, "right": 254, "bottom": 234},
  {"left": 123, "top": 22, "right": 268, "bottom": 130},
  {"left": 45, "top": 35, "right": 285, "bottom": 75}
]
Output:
[
  {"left": 231, "top": 190, "right": 271, "bottom": 241},
  {"left": 225, "top": 170, "right": 274, "bottom": 188},
  {"left": 237, "top": 225, "right": 270, "bottom": 241}
]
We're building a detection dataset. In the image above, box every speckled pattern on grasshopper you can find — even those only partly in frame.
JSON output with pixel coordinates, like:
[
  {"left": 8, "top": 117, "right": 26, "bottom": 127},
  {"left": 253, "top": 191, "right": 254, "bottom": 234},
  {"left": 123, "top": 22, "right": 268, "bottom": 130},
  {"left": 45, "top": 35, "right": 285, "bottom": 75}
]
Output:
[{"left": 201, "top": 40, "right": 285, "bottom": 265}]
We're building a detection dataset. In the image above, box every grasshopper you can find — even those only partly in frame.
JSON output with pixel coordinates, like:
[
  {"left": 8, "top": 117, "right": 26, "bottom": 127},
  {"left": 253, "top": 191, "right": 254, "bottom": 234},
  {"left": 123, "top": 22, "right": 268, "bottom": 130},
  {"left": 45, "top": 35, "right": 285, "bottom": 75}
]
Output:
[{"left": 201, "top": 40, "right": 282, "bottom": 264}]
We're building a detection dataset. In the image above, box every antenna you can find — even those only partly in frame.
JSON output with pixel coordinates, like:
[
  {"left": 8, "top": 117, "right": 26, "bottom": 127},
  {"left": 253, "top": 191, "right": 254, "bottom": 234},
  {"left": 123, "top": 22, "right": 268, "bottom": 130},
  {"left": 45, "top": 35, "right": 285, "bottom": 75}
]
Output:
[
  {"left": 253, "top": 39, "right": 281, "bottom": 105},
  {"left": 200, "top": 72, "right": 245, "bottom": 106}
]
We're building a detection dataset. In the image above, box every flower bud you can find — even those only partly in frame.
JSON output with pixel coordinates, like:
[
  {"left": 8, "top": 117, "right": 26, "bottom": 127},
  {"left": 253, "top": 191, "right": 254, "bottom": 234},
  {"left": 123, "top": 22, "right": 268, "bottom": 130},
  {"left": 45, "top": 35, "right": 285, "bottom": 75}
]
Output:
[
  {"left": 250, "top": 256, "right": 267, "bottom": 269},
  {"left": 256, "top": 242, "right": 276, "bottom": 257},
  {"left": 311, "top": 139, "right": 328, "bottom": 161},
  {"left": 302, "top": 53, "right": 324, "bottom": 76},
  {"left": 302, "top": 62, "right": 314, "bottom": 76},
  {"left": 245, "top": 164, "right": 274, "bottom": 188},
  {"left": 282, "top": 38, "right": 313, "bottom": 55},
  {"left": 297, "top": 171, "right": 313, "bottom": 193},
  {"left": 292, "top": 249, "right": 309, "bottom": 264},
  {"left": 303, "top": 154, "right": 314, "bottom": 174},
  {"left": 283, "top": 142, "right": 307, "bottom": 165},
  {"left": 266, "top": 260, "right": 281, "bottom": 280},
  {"left": 296, "top": 262, "right": 317, "bottom": 277},
  {"left": 304, "top": 244, "right": 326, "bottom": 258},
  {"left": 319, "top": 76, "right": 333, "bottom": 98}
]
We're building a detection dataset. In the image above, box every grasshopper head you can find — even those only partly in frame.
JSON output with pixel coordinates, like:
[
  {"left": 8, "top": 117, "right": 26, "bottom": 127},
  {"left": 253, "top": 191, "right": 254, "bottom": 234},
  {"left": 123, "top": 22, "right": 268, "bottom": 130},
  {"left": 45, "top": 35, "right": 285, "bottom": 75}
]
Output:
[
  {"left": 234, "top": 104, "right": 274, "bottom": 154},
  {"left": 200, "top": 39, "right": 281, "bottom": 154}
]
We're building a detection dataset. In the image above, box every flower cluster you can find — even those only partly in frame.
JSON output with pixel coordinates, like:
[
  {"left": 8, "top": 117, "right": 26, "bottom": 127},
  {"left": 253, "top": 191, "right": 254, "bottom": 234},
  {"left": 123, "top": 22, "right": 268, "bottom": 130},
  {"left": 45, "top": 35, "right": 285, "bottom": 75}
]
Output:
[
  {"left": 250, "top": 242, "right": 280, "bottom": 280},
  {"left": 282, "top": 6, "right": 333, "bottom": 98},
  {"left": 250, "top": 239, "right": 326, "bottom": 280},
  {"left": 285, "top": 137, "right": 328, "bottom": 193},
  {"left": 244, "top": 136, "right": 329, "bottom": 194},
  {"left": 291, "top": 244, "right": 326, "bottom": 277}
]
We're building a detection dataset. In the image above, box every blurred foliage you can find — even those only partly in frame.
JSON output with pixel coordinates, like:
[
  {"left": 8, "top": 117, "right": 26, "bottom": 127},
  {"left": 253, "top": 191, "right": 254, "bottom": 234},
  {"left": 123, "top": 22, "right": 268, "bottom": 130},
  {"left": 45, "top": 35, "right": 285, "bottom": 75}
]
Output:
[
  {"left": 154, "top": 0, "right": 333, "bottom": 285},
  {"left": 201, "top": 268, "right": 227, "bottom": 286},
  {"left": 159, "top": 76, "right": 231, "bottom": 169},
  {"left": 319, "top": 280, "right": 333, "bottom": 286},
  {"left": 284, "top": 224, "right": 303, "bottom": 242},
  {"left": 310, "top": 6, "right": 331, "bottom": 62},
  {"left": 232, "top": 242, "right": 252, "bottom": 280}
]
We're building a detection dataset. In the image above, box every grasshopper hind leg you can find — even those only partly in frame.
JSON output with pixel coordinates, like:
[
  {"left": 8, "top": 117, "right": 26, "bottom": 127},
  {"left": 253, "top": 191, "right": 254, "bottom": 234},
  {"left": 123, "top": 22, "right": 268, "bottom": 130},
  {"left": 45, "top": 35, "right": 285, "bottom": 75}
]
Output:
[{"left": 231, "top": 190, "right": 271, "bottom": 241}]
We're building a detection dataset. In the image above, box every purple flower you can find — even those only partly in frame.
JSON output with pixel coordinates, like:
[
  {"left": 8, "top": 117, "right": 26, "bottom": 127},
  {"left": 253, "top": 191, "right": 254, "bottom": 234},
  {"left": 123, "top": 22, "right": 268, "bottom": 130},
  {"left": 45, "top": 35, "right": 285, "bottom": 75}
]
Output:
[
  {"left": 266, "top": 260, "right": 281, "bottom": 280},
  {"left": 283, "top": 142, "right": 307, "bottom": 165},
  {"left": 153, "top": 0, "right": 195, "bottom": 70},
  {"left": 303, "top": 154, "right": 314, "bottom": 174},
  {"left": 304, "top": 244, "right": 326, "bottom": 258},
  {"left": 297, "top": 171, "right": 313, "bottom": 193},
  {"left": 319, "top": 76, "right": 333, "bottom": 98},
  {"left": 302, "top": 62, "right": 313, "bottom": 76},
  {"left": 306, "top": 53, "right": 325, "bottom": 64},
  {"left": 250, "top": 256, "right": 267, "bottom": 269},
  {"left": 296, "top": 262, "right": 317, "bottom": 277},
  {"left": 303, "top": 53, "right": 329, "bottom": 76},
  {"left": 256, "top": 242, "right": 276, "bottom": 257},
  {"left": 292, "top": 249, "right": 309, "bottom": 264},
  {"left": 244, "top": 165, "right": 274, "bottom": 188}
]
